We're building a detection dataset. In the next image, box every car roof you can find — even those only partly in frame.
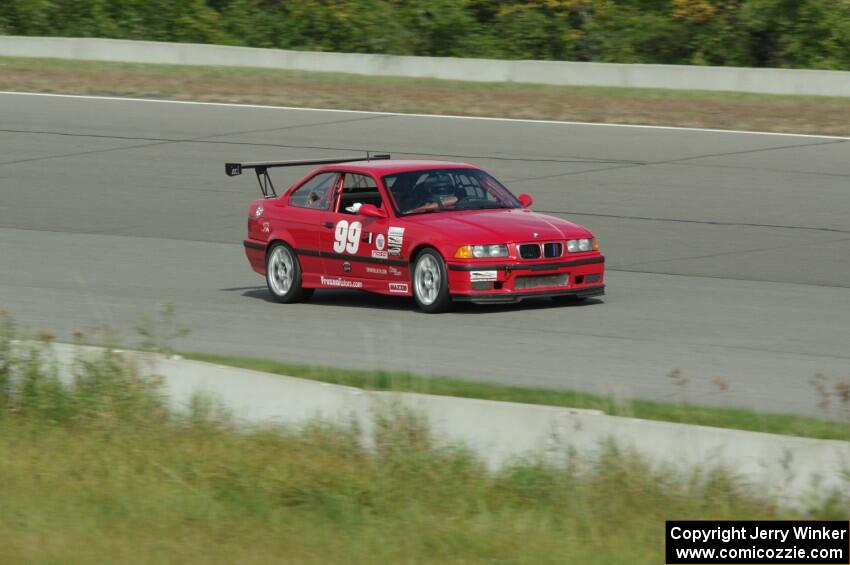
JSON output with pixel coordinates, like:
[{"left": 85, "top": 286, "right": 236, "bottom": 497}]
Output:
[{"left": 313, "top": 159, "right": 479, "bottom": 176}]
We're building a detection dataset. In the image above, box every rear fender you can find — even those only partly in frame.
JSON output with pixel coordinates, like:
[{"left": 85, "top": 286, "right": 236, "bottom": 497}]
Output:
[{"left": 246, "top": 228, "right": 296, "bottom": 275}]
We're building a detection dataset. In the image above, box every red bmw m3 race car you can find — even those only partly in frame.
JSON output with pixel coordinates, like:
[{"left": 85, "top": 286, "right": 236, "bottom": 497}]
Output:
[{"left": 226, "top": 154, "right": 605, "bottom": 313}]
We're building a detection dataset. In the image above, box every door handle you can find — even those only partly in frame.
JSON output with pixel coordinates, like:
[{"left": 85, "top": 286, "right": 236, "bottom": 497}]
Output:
[{"left": 323, "top": 221, "right": 335, "bottom": 229}]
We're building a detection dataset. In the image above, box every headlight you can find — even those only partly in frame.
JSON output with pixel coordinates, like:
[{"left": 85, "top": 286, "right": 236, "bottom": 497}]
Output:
[
  {"left": 454, "top": 244, "right": 509, "bottom": 259},
  {"left": 567, "top": 238, "right": 596, "bottom": 253}
]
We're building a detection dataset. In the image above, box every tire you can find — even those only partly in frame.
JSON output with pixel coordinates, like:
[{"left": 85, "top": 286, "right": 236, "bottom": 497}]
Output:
[
  {"left": 265, "top": 242, "right": 310, "bottom": 303},
  {"left": 412, "top": 248, "right": 452, "bottom": 313}
]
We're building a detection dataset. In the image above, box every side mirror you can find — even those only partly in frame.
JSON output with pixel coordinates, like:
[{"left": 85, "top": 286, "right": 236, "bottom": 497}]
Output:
[
  {"left": 359, "top": 203, "right": 388, "bottom": 218},
  {"left": 518, "top": 193, "right": 533, "bottom": 208}
]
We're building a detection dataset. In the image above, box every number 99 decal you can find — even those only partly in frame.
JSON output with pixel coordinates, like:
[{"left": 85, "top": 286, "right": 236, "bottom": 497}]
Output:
[{"left": 333, "top": 220, "right": 362, "bottom": 254}]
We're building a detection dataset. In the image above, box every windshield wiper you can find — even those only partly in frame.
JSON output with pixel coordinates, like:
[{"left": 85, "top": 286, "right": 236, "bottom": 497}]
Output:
[
  {"left": 402, "top": 208, "right": 443, "bottom": 216},
  {"left": 464, "top": 203, "right": 508, "bottom": 210}
]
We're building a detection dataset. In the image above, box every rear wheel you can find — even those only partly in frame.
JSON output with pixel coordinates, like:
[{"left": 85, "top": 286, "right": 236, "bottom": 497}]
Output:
[
  {"left": 266, "top": 242, "right": 311, "bottom": 303},
  {"left": 412, "top": 248, "right": 452, "bottom": 313}
]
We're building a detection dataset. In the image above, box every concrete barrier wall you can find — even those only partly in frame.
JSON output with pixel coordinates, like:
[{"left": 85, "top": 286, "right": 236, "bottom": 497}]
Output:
[
  {"left": 2, "top": 35, "right": 850, "bottom": 97},
  {"left": 48, "top": 343, "right": 850, "bottom": 504}
]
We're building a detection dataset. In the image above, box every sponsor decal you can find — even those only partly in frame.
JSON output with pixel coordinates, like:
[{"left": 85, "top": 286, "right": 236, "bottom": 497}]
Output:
[
  {"left": 387, "top": 226, "right": 405, "bottom": 257},
  {"left": 320, "top": 276, "right": 363, "bottom": 289},
  {"left": 261, "top": 221, "right": 270, "bottom": 233},
  {"left": 366, "top": 266, "right": 387, "bottom": 275},
  {"left": 388, "top": 266, "right": 403, "bottom": 277},
  {"left": 375, "top": 233, "right": 386, "bottom": 251},
  {"left": 342, "top": 261, "right": 352, "bottom": 273},
  {"left": 470, "top": 270, "right": 498, "bottom": 282},
  {"left": 388, "top": 282, "right": 409, "bottom": 294},
  {"left": 333, "top": 220, "right": 362, "bottom": 254},
  {"left": 371, "top": 250, "right": 388, "bottom": 260}
]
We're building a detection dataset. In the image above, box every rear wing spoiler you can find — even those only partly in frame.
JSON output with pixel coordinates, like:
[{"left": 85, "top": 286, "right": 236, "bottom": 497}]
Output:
[{"left": 225, "top": 153, "right": 391, "bottom": 198}]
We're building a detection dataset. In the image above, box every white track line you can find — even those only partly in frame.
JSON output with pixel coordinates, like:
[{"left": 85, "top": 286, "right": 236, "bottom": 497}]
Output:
[{"left": 2, "top": 90, "right": 848, "bottom": 141}]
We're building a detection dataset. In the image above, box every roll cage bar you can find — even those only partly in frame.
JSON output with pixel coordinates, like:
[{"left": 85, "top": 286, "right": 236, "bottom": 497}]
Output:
[{"left": 225, "top": 153, "right": 391, "bottom": 198}]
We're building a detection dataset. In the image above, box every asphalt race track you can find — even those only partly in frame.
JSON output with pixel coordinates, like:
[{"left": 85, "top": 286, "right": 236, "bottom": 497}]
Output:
[{"left": 1, "top": 92, "right": 848, "bottom": 418}]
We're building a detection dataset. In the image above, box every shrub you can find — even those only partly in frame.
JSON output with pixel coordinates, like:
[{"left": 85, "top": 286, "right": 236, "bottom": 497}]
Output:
[{"left": 2, "top": 0, "right": 849, "bottom": 69}]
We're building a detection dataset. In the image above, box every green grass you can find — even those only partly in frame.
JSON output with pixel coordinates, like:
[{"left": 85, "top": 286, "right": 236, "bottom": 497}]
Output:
[
  {"left": 1, "top": 328, "right": 845, "bottom": 564},
  {"left": 4, "top": 414, "right": 834, "bottom": 565},
  {"left": 183, "top": 352, "right": 850, "bottom": 442}
]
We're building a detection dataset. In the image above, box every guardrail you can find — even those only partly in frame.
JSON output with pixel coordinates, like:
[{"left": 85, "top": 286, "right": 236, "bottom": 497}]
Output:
[
  {"left": 48, "top": 343, "right": 850, "bottom": 504},
  {"left": 2, "top": 35, "right": 850, "bottom": 97}
]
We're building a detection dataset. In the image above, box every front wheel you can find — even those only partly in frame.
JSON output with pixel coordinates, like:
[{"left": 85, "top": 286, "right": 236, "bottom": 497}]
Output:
[
  {"left": 412, "top": 249, "right": 452, "bottom": 313},
  {"left": 266, "top": 242, "right": 311, "bottom": 303}
]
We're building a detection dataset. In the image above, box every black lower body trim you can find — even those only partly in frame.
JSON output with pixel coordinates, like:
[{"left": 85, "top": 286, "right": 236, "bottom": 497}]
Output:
[
  {"left": 452, "top": 285, "right": 605, "bottom": 304},
  {"left": 294, "top": 247, "right": 407, "bottom": 267},
  {"left": 243, "top": 240, "right": 267, "bottom": 251}
]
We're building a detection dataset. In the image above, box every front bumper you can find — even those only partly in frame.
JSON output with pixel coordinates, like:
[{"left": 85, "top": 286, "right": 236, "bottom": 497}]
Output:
[
  {"left": 453, "top": 285, "right": 604, "bottom": 304},
  {"left": 446, "top": 254, "right": 605, "bottom": 303}
]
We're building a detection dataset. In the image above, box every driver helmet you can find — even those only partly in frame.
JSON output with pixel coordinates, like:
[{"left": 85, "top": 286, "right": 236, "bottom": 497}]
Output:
[{"left": 421, "top": 173, "right": 455, "bottom": 198}]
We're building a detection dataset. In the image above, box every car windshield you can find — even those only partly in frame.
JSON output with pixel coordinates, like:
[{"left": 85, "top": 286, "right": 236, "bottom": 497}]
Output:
[{"left": 383, "top": 168, "right": 522, "bottom": 216}]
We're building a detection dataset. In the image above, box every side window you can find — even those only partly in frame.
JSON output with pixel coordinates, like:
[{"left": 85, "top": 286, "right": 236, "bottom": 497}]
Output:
[
  {"left": 289, "top": 172, "right": 338, "bottom": 210},
  {"left": 338, "top": 173, "right": 382, "bottom": 214}
]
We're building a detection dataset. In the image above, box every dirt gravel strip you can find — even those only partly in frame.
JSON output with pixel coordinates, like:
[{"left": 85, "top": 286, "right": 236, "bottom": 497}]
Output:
[{"left": 1, "top": 56, "right": 849, "bottom": 136}]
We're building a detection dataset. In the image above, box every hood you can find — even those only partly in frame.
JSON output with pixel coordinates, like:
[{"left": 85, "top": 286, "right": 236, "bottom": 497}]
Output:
[{"left": 407, "top": 208, "right": 592, "bottom": 244}]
